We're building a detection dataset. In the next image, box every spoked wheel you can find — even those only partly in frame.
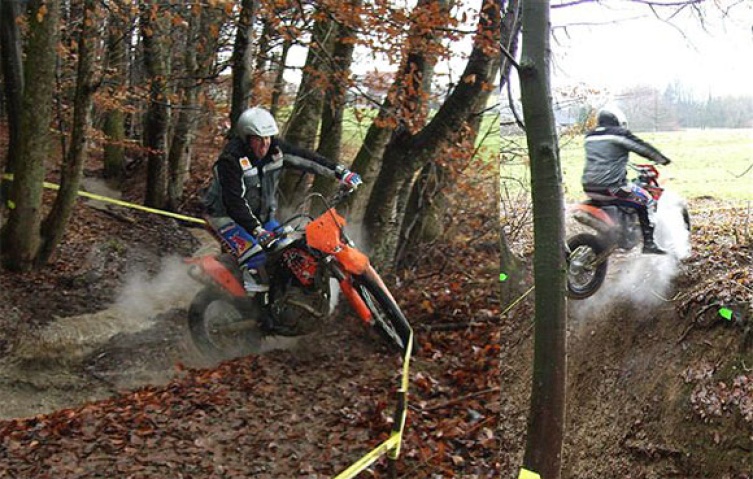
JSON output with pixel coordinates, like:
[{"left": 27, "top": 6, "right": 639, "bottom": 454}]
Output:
[
  {"left": 352, "top": 274, "right": 416, "bottom": 355},
  {"left": 566, "top": 233, "right": 610, "bottom": 300},
  {"left": 188, "top": 287, "right": 261, "bottom": 360}
]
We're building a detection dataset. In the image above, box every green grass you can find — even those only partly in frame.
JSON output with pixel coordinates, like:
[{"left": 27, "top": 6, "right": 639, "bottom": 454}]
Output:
[{"left": 502, "top": 128, "right": 753, "bottom": 201}]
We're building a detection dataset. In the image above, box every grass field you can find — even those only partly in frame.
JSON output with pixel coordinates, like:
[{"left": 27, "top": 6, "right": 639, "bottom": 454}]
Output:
[{"left": 502, "top": 128, "right": 753, "bottom": 201}]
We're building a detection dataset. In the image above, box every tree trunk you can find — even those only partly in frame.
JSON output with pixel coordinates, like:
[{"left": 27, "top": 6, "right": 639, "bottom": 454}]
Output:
[
  {"left": 310, "top": 1, "right": 360, "bottom": 209},
  {"left": 277, "top": 13, "right": 337, "bottom": 206},
  {"left": 140, "top": 0, "right": 170, "bottom": 208},
  {"left": 0, "top": 0, "right": 23, "bottom": 176},
  {"left": 269, "top": 37, "right": 291, "bottom": 118},
  {"left": 166, "top": 8, "right": 201, "bottom": 211},
  {"left": 346, "top": 0, "right": 450, "bottom": 225},
  {"left": 1, "top": 0, "right": 61, "bottom": 271},
  {"left": 39, "top": 0, "right": 98, "bottom": 265},
  {"left": 166, "top": 3, "right": 222, "bottom": 211},
  {"left": 519, "top": 1, "right": 567, "bottom": 478},
  {"left": 364, "top": 0, "right": 499, "bottom": 271},
  {"left": 102, "top": 1, "right": 128, "bottom": 181},
  {"left": 229, "top": 0, "right": 256, "bottom": 127},
  {"left": 250, "top": 18, "right": 273, "bottom": 104},
  {"left": 344, "top": 103, "right": 397, "bottom": 223}
]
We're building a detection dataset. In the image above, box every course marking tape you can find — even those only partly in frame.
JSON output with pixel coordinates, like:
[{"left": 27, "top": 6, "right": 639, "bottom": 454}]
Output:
[
  {"left": 1, "top": 174, "right": 207, "bottom": 225},
  {"left": 719, "top": 307, "right": 734, "bottom": 321},
  {"left": 2, "top": 172, "right": 416, "bottom": 478},
  {"left": 518, "top": 468, "right": 541, "bottom": 479},
  {"left": 333, "top": 328, "right": 413, "bottom": 479},
  {"left": 501, "top": 285, "right": 535, "bottom": 317}
]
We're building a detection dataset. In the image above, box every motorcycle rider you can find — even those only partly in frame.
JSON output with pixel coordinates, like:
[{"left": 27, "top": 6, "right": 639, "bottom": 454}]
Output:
[
  {"left": 203, "top": 107, "right": 362, "bottom": 295},
  {"left": 581, "top": 105, "right": 672, "bottom": 255}
]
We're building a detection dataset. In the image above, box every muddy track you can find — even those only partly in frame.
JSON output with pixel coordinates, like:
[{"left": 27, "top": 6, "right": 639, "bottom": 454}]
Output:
[{"left": 0, "top": 228, "right": 288, "bottom": 420}]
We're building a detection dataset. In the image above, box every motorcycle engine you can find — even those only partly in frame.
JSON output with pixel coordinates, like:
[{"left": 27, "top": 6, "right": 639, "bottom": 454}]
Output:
[{"left": 269, "top": 247, "right": 331, "bottom": 335}]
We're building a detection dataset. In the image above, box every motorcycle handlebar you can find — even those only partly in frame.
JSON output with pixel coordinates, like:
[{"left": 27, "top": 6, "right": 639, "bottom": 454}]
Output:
[{"left": 266, "top": 186, "right": 356, "bottom": 250}]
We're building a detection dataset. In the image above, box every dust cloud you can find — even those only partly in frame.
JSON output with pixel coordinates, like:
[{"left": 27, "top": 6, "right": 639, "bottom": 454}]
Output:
[
  {"left": 14, "top": 256, "right": 201, "bottom": 361},
  {"left": 113, "top": 255, "right": 202, "bottom": 326},
  {"left": 571, "top": 190, "right": 691, "bottom": 323}
]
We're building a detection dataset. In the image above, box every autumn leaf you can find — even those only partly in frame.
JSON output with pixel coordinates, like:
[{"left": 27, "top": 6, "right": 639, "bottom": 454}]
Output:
[{"left": 36, "top": 4, "right": 48, "bottom": 22}]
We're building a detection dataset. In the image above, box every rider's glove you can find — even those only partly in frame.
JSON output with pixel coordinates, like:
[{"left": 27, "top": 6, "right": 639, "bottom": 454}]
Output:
[
  {"left": 339, "top": 169, "right": 362, "bottom": 189},
  {"left": 253, "top": 227, "right": 276, "bottom": 247}
]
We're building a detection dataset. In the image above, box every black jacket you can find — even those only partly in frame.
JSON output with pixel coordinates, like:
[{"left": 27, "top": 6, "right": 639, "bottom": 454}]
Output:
[
  {"left": 581, "top": 126, "right": 670, "bottom": 189},
  {"left": 204, "top": 136, "right": 340, "bottom": 233}
]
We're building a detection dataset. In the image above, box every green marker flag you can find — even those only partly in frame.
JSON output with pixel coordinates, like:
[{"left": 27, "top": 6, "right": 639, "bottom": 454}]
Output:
[
  {"left": 719, "top": 308, "right": 734, "bottom": 321},
  {"left": 500, "top": 273, "right": 508, "bottom": 282}
]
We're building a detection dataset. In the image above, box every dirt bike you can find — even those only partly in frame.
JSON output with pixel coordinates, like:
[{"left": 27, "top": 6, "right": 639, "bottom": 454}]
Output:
[
  {"left": 184, "top": 188, "right": 415, "bottom": 358},
  {"left": 566, "top": 163, "right": 691, "bottom": 299}
]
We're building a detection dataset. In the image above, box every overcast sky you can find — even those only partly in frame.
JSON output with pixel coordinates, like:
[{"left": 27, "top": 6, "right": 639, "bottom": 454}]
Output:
[{"left": 549, "top": 1, "right": 753, "bottom": 98}]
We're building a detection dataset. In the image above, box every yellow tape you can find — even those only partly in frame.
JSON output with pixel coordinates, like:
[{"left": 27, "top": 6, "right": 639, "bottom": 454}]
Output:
[
  {"left": 333, "top": 434, "right": 401, "bottom": 479},
  {"left": 501, "top": 285, "right": 535, "bottom": 316},
  {"left": 518, "top": 469, "right": 541, "bottom": 479},
  {"left": 1, "top": 173, "right": 207, "bottom": 225},
  {"left": 333, "top": 328, "right": 413, "bottom": 478},
  {"left": 2, "top": 172, "right": 416, "bottom": 479}
]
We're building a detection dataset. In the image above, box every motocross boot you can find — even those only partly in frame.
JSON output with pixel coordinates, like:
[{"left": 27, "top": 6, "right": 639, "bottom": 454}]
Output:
[
  {"left": 638, "top": 211, "right": 667, "bottom": 255},
  {"left": 242, "top": 267, "right": 269, "bottom": 294}
]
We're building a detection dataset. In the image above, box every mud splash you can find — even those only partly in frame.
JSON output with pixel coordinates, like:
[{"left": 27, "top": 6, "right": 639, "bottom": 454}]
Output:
[{"left": 0, "top": 233, "right": 304, "bottom": 420}]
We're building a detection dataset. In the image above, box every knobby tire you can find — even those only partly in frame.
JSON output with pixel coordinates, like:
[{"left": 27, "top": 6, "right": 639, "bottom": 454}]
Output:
[{"left": 353, "top": 274, "right": 416, "bottom": 355}]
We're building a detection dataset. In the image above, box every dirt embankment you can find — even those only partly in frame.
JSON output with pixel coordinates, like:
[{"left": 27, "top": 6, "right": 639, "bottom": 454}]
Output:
[{"left": 500, "top": 200, "right": 753, "bottom": 478}]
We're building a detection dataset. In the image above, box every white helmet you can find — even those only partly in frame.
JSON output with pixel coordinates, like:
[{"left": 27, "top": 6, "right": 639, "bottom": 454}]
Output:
[
  {"left": 597, "top": 104, "right": 628, "bottom": 128},
  {"left": 236, "top": 107, "right": 279, "bottom": 138}
]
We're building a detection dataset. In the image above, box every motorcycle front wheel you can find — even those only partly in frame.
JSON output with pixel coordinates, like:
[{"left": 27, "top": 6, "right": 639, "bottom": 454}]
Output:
[
  {"left": 567, "top": 233, "right": 609, "bottom": 300},
  {"left": 188, "top": 287, "right": 262, "bottom": 360},
  {"left": 352, "top": 274, "right": 416, "bottom": 355}
]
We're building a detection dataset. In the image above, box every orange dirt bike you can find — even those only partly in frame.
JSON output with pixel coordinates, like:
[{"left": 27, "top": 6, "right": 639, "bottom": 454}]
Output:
[
  {"left": 185, "top": 188, "right": 414, "bottom": 358},
  {"left": 566, "top": 163, "right": 691, "bottom": 299}
]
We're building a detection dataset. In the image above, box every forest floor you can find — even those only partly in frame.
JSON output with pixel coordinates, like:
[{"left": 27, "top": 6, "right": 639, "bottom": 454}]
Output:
[
  {"left": 499, "top": 197, "right": 753, "bottom": 478},
  {"left": 0, "top": 142, "right": 501, "bottom": 478}
]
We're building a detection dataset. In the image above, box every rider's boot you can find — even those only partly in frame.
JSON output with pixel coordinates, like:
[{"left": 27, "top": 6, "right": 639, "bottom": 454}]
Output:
[
  {"left": 242, "top": 268, "right": 269, "bottom": 293},
  {"left": 639, "top": 216, "right": 667, "bottom": 255}
]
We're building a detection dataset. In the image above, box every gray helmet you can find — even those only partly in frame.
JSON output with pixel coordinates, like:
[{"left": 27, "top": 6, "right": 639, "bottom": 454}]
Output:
[{"left": 236, "top": 107, "right": 279, "bottom": 138}]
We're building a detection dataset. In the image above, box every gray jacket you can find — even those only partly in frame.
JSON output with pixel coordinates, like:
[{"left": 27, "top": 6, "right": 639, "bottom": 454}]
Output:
[
  {"left": 581, "top": 126, "right": 670, "bottom": 189},
  {"left": 204, "top": 136, "right": 340, "bottom": 232}
]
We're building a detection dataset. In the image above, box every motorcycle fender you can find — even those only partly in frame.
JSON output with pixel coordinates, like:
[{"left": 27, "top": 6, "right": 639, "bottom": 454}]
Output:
[
  {"left": 570, "top": 204, "right": 617, "bottom": 227},
  {"left": 340, "top": 279, "right": 372, "bottom": 323},
  {"left": 334, "top": 245, "right": 370, "bottom": 275},
  {"left": 185, "top": 256, "right": 246, "bottom": 298},
  {"left": 362, "top": 266, "right": 399, "bottom": 305}
]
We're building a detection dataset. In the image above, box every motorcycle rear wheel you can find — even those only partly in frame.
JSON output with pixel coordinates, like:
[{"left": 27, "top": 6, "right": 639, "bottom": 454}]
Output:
[
  {"left": 352, "top": 275, "right": 416, "bottom": 355},
  {"left": 188, "top": 287, "right": 261, "bottom": 360},
  {"left": 567, "top": 233, "right": 609, "bottom": 300}
]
